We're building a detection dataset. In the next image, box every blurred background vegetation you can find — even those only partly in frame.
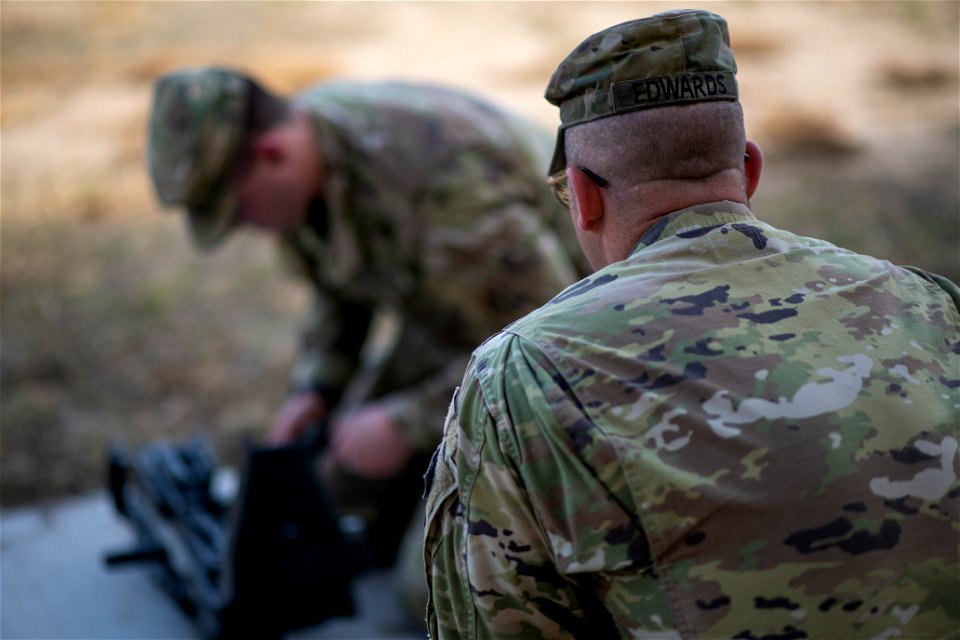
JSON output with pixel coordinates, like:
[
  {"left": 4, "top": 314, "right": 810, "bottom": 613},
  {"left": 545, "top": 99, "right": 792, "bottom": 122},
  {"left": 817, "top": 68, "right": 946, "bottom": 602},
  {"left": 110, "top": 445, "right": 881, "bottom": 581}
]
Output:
[{"left": 2, "top": 1, "right": 958, "bottom": 507}]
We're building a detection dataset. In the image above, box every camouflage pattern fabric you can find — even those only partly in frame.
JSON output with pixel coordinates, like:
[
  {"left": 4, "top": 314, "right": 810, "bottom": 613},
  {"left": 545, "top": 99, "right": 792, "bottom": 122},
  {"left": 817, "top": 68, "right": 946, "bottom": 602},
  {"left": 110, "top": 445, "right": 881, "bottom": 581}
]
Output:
[
  {"left": 148, "top": 67, "right": 250, "bottom": 249},
  {"left": 424, "top": 201, "right": 960, "bottom": 638},
  {"left": 279, "top": 81, "right": 589, "bottom": 449}
]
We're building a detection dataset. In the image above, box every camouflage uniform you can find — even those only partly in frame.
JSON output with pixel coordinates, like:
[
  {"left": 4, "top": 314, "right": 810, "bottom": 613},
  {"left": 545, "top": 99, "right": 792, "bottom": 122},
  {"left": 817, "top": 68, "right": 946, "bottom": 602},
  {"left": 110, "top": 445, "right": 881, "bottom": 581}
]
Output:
[
  {"left": 425, "top": 201, "right": 960, "bottom": 638},
  {"left": 279, "top": 81, "right": 588, "bottom": 448},
  {"left": 149, "top": 72, "right": 588, "bottom": 449},
  {"left": 424, "top": 9, "right": 960, "bottom": 638},
  {"left": 148, "top": 72, "right": 589, "bottom": 616}
]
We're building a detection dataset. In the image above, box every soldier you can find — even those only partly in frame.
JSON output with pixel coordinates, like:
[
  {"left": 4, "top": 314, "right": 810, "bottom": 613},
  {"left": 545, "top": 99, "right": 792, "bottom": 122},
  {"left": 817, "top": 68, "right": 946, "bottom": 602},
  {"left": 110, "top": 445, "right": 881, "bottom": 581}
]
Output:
[
  {"left": 147, "top": 68, "right": 589, "bottom": 618},
  {"left": 424, "top": 9, "right": 960, "bottom": 639}
]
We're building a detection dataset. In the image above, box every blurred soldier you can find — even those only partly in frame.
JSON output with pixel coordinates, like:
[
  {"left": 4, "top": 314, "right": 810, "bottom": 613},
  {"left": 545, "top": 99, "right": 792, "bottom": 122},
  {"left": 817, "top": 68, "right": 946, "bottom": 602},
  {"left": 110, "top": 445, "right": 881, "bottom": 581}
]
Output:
[
  {"left": 148, "top": 68, "right": 589, "bottom": 617},
  {"left": 425, "top": 9, "right": 960, "bottom": 638}
]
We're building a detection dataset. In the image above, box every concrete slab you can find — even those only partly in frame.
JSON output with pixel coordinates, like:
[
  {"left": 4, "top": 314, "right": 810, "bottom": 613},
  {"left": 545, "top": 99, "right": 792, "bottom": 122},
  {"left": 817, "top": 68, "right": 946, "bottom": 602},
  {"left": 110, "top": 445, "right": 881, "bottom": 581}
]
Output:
[{"left": 0, "top": 492, "right": 425, "bottom": 640}]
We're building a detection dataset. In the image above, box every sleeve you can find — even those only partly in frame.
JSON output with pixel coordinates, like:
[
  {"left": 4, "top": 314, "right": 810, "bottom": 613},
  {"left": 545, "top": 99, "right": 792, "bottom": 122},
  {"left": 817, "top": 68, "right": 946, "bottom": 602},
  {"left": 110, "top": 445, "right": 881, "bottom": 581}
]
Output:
[
  {"left": 277, "top": 237, "right": 373, "bottom": 404},
  {"left": 424, "top": 336, "right": 649, "bottom": 639},
  {"left": 289, "top": 292, "right": 373, "bottom": 406}
]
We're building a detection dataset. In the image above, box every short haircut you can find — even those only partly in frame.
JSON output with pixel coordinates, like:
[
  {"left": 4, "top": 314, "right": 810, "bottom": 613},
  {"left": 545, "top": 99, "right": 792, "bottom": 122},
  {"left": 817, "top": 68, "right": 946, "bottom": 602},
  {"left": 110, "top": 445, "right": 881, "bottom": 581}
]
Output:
[{"left": 565, "top": 101, "right": 746, "bottom": 190}]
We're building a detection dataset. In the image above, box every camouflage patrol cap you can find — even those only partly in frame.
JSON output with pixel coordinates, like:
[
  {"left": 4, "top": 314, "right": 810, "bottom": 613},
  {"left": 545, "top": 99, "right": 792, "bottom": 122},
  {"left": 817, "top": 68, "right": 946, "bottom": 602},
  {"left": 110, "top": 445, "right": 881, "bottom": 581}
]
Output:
[
  {"left": 148, "top": 67, "right": 251, "bottom": 250},
  {"left": 544, "top": 9, "right": 739, "bottom": 175}
]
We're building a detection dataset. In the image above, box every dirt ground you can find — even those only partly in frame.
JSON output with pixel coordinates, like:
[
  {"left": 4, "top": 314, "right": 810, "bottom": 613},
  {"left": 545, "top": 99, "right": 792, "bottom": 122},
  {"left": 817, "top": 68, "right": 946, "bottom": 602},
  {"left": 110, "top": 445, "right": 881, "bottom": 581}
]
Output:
[{"left": 2, "top": 1, "right": 958, "bottom": 507}]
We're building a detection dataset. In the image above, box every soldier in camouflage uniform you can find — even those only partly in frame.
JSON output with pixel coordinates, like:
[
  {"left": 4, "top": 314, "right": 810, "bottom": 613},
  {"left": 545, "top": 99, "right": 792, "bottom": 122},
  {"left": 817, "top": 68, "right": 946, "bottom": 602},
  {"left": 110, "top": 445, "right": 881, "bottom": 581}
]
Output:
[
  {"left": 148, "top": 68, "right": 589, "bottom": 614},
  {"left": 424, "top": 9, "right": 960, "bottom": 639}
]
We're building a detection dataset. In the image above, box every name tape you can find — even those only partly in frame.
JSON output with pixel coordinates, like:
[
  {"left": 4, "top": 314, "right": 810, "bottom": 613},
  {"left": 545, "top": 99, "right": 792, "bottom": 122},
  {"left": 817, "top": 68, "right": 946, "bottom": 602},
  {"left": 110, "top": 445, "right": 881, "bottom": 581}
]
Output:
[{"left": 611, "top": 72, "right": 737, "bottom": 112}]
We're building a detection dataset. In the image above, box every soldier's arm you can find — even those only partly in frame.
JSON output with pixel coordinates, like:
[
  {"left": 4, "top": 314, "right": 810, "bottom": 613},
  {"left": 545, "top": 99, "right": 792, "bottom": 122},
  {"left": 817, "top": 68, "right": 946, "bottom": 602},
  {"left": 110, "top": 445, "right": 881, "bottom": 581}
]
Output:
[
  {"left": 425, "top": 337, "right": 638, "bottom": 638},
  {"left": 269, "top": 294, "right": 373, "bottom": 443},
  {"left": 288, "top": 293, "right": 373, "bottom": 402}
]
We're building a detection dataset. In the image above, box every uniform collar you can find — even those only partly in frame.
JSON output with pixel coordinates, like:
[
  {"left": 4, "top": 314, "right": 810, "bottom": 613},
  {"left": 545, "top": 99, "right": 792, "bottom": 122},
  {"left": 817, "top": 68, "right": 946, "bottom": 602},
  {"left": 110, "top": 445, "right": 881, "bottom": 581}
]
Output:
[{"left": 630, "top": 200, "right": 755, "bottom": 255}]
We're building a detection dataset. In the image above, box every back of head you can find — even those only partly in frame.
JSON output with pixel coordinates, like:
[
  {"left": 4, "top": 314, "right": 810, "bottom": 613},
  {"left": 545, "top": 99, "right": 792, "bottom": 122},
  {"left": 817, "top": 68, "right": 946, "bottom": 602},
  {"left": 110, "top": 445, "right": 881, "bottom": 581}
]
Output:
[
  {"left": 148, "top": 66, "right": 288, "bottom": 249},
  {"left": 565, "top": 101, "right": 746, "bottom": 203},
  {"left": 544, "top": 9, "right": 743, "bottom": 189}
]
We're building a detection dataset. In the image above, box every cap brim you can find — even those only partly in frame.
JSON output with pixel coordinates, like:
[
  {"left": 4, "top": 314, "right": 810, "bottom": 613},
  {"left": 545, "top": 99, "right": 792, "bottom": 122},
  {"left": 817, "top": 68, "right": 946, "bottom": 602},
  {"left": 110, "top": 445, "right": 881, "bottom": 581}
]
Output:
[
  {"left": 185, "top": 181, "right": 238, "bottom": 251},
  {"left": 548, "top": 128, "right": 567, "bottom": 177}
]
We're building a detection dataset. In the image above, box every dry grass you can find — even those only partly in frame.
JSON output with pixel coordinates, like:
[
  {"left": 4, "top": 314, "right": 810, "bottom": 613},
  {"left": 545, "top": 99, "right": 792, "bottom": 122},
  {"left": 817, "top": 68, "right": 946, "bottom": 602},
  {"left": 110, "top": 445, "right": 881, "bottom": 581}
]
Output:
[
  {"left": 0, "top": 216, "right": 306, "bottom": 504},
  {"left": 1, "top": 1, "right": 958, "bottom": 507},
  {"left": 761, "top": 109, "right": 862, "bottom": 157},
  {"left": 879, "top": 60, "right": 959, "bottom": 90}
]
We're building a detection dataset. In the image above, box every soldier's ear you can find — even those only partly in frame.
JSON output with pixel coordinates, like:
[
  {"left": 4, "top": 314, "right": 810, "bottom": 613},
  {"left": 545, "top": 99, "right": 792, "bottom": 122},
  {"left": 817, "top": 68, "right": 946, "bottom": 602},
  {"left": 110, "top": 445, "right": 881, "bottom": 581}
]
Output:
[
  {"left": 570, "top": 167, "right": 605, "bottom": 232},
  {"left": 250, "top": 132, "right": 286, "bottom": 164},
  {"left": 744, "top": 140, "right": 762, "bottom": 199}
]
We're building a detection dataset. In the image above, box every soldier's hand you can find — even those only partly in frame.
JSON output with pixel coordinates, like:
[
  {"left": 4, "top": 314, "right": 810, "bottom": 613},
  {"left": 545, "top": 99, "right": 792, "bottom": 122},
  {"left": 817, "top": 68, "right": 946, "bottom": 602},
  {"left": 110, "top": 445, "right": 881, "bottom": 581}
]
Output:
[
  {"left": 329, "top": 403, "right": 414, "bottom": 479},
  {"left": 267, "top": 392, "right": 328, "bottom": 445}
]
